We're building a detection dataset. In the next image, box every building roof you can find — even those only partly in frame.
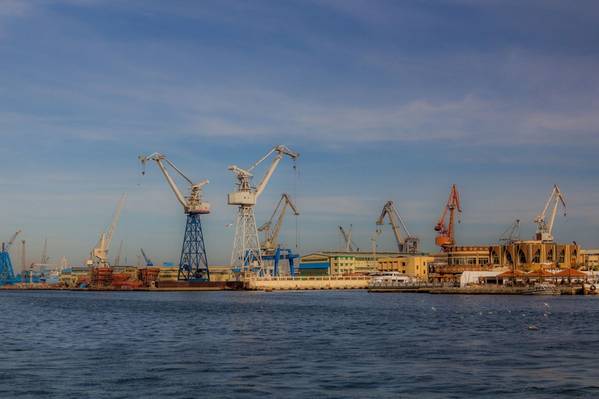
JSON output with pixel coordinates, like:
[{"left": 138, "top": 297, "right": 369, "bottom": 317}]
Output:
[{"left": 555, "top": 268, "right": 587, "bottom": 278}]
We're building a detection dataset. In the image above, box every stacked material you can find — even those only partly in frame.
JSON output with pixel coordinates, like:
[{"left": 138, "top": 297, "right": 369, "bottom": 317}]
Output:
[
  {"left": 138, "top": 267, "right": 160, "bottom": 287},
  {"left": 111, "top": 273, "right": 143, "bottom": 289},
  {"left": 90, "top": 267, "right": 113, "bottom": 288}
]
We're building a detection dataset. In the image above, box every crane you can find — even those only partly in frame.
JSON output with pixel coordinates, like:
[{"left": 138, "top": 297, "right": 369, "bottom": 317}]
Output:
[
  {"left": 499, "top": 219, "right": 521, "bottom": 245},
  {"left": 338, "top": 225, "right": 358, "bottom": 252},
  {"left": 258, "top": 193, "right": 299, "bottom": 253},
  {"left": 434, "top": 184, "right": 462, "bottom": 250},
  {"left": 40, "top": 238, "right": 49, "bottom": 265},
  {"left": 113, "top": 240, "right": 124, "bottom": 267},
  {"left": 139, "top": 152, "right": 210, "bottom": 281},
  {"left": 89, "top": 194, "right": 126, "bottom": 267},
  {"left": 228, "top": 145, "right": 299, "bottom": 274},
  {"left": 140, "top": 248, "right": 154, "bottom": 266},
  {"left": 0, "top": 230, "right": 21, "bottom": 285},
  {"left": 375, "top": 201, "right": 419, "bottom": 254},
  {"left": 534, "top": 184, "right": 566, "bottom": 242}
]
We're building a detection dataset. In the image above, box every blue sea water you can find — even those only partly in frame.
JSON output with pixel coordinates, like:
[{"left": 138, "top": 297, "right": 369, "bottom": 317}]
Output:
[{"left": 1, "top": 290, "right": 598, "bottom": 398}]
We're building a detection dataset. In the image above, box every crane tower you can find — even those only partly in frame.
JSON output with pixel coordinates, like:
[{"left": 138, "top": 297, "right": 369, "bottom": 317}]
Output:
[
  {"left": 374, "top": 201, "right": 419, "bottom": 254},
  {"left": 139, "top": 153, "right": 210, "bottom": 281},
  {"left": 89, "top": 194, "right": 126, "bottom": 267},
  {"left": 534, "top": 184, "right": 566, "bottom": 242},
  {"left": 228, "top": 145, "right": 298, "bottom": 274},
  {"left": 434, "top": 184, "right": 462, "bottom": 250},
  {"left": 0, "top": 230, "right": 21, "bottom": 285}
]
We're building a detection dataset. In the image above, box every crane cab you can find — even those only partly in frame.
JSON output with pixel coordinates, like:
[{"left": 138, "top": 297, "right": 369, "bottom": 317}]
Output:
[
  {"left": 228, "top": 191, "right": 257, "bottom": 206},
  {"left": 187, "top": 202, "right": 211, "bottom": 214}
]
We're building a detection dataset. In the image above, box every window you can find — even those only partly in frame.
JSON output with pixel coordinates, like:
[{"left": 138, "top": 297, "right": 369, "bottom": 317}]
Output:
[
  {"left": 479, "top": 258, "right": 489, "bottom": 265},
  {"left": 506, "top": 251, "right": 513, "bottom": 265},
  {"left": 559, "top": 250, "right": 565, "bottom": 264},
  {"left": 492, "top": 250, "right": 499, "bottom": 264},
  {"left": 547, "top": 248, "right": 554, "bottom": 262},
  {"left": 468, "top": 258, "right": 477, "bottom": 265},
  {"left": 518, "top": 249, "right": 527, "bottom": 264}
]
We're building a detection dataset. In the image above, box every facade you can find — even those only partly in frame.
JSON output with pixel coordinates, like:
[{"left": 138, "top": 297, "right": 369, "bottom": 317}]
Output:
[
  {"left": 299, "top": 251, "right": 409, "bottom": 276},
  {"left": 430, "top": 246, "right": 492, "bottom": 282},
  {"left": 377, "top": 256, "right": 433, "bottom": 280},
  {"left": 581, "top": 249, "right": 599, "bottom": 270},
  {"left": 489, "top": 241, "right": 582, "bottom": 271}
]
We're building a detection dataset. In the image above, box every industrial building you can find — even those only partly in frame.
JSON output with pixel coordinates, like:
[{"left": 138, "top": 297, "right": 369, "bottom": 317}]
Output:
[
  {"left": 377, "top": 256, "right": 433, "bottom": 280},
  {"left": 489, "top": 241, "right": 581, "bottom": 271}
]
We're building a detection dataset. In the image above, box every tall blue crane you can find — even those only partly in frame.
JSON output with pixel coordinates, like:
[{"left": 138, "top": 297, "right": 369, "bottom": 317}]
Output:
[
  {"left": 0, "top": 230, "right": 21, "bottom": 285},
  {"left": 139, "top": 153, "right": 210, "bottom": 281}
]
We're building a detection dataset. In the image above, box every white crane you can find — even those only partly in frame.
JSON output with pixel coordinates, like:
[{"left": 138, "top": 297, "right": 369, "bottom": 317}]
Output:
[
  {"left": 139, "top": 152, "right": 211, "bottom": 280},
  {"left": 228, "top": 145, "right": 299, "bottom": 273},
  {"left": 338, "top": 225, "right": 358, "bottom": 252},
  {"left": 258, "top": 193, "right": 299, "bottom": 253},
  {"left": 139, "top": 153, "right": 210, "bottom": 215},
  {"left": 375, "top": 201, "right": 419, "bottom": 254},
  {"left": 89, "top": 194, "right": 126, "bottom": 267},
  {"left": 534, "top": 184, "right": 566, "bottom": 242},
  {"left": 499, "top": 219, "right": 521, "bottom": 245}
]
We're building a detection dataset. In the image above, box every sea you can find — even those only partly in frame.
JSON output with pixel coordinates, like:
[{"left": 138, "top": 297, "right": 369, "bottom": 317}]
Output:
[{"left": 1, "top": 290, "right": 598, "bottom": 398}]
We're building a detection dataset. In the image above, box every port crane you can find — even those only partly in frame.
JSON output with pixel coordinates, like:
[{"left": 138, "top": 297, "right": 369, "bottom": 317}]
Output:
[
  {"left": 258, "top": 193, "right": 300, "bottom": 276},
  {"left": 0, "top": 230, "right": 21, "bottom": 285},
  {"left": 499, "top": 219, "right": 521, "bottom": 245},
  {"left": 139, "top": 152, "right": 210, "bottom": 281},
  {"left": 374, "top": 201, "right": 419, "bottom": 254},
  {"left": 534, "top": 184, "right": 566, "bottom": 242},
  {"left": 338, "top": 225, "right": 358, "bottom": 252},
  {"left": 228, "top": 145, "right": 299, "bottom": 274},
  {"left": 89, "top": 194, "right": 126, "bottom": 267},
  {"left": 140, "top": 248, "right": 154, "bottom": 266},
  {"left": 434, "top": 184, "right": 462, "bottom": 250}
]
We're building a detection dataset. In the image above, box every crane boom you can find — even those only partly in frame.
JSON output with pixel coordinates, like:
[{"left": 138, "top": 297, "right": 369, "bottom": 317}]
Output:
[
  {"left": 376, "top": 201, "right": 419, "bottom": 253},
  {"left": 4, "top": 230, "right": 21, "bottom": 252},
  {"left": 90, "top": 194, "right": 126, "bottom": 266},
  {"left": 139, "top": 153, "right": 210, "bottom": 214},
  {"left": 499, "top": 219, "right": 521, "bottom": 244},
  {"left": 434, "top": 185, "right": 462, "bottom": 250},
  {"left": 338, "top": 225, "right": 355, "bottom": 251},
  {"left": 140, "top": 248, "right": 154, "bottom": 266},
  {"left": 259, "top": 193, "right": 299, "bottom": 252},
  {"left": 534, "top": 184, "right": 566, "bottom": 242}
]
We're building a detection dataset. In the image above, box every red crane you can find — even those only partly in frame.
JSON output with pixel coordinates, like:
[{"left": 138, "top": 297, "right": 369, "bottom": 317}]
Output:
[{"left": 434, "top": 184, "right": 462, "bottom": 250}]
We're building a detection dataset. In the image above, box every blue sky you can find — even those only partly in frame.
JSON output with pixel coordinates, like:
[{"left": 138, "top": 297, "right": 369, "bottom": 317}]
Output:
[{"left": 1, "top": 0, "right": 598, "bottom": 266}]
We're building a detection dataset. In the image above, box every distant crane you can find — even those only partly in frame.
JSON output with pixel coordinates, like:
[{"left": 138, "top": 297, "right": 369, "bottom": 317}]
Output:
[
  {"left": 20, "top": 240, "right": 26, "bottom": 272},
  {"left": 140, "top": 248, "right": 154, "bottom": 267},
  {"left": 534, "top": 184, "right": 566, "bottom": 242},
  {"left": 258, "top": 193, "right": 299, "bottom": 253},
  {"left": 139, "top": 153, "right": 210, "bottom": 281},
  {"left": 113, "top": 240, "right": 124, "bottom": 267},
  {"left": 499, "top": 219, "right": 521, "bottom": 245},
  {"left": 434, "top": 184, "right": 462, "bottom": 250},
  {"left": 89, "top": 194, "right": 126, "bottom": 267},
  {"left": 258, "top": 193, "right": 300, "bottom": 276},
  {"left": 228, "top": 145, "right": 299, "bottom": 274},
  {"left": 40, "top": 238, "right": 50, "bottom": 265},
  {"left": 338, "top": 225, "right": 358, "bottom": 252},
  {"left": 0, "top": 230, "right": 21, "bottom": 285},
  {"left": 375, "top": 201, "right": 419, "bottom": 254}
]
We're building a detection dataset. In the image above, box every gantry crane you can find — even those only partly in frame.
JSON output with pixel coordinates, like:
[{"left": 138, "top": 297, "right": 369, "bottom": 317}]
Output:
[
  {"left": 338, "top": 225, "right": 358, "bottom": 252},
  {"left": 434, "top": 184, "right": 462, "bottom": 250},
  {"left": 534, "top": 184, "right": 566, "bottom": 242},
  {"left": 139, "top": 153, "right": 210, "bottom": 281},
  {"left": 499, "top": 219, "right": 521, "bottom": 245},
  {"left": 89, "top": 194, "right": 126, "bottom": 267},
  {"left": 228, "top": 145, "right": 299, "bottom": 274},
  {"left": 258, "top": 193, "right": 300, "bottom": 276},
  {"left": 140, "top": 248, "right": 154, "bottom": 266},
  {"left": 0, "top": 230, "right": 21, "bottom": 285},
  {"left": 375, "top": 201, "right": 419, "bottom": 254}
]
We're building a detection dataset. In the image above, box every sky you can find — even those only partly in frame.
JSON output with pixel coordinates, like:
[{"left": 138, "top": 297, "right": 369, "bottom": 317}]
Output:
[{"left": 0, "top": 0, "right": 598, "bottom": 267}]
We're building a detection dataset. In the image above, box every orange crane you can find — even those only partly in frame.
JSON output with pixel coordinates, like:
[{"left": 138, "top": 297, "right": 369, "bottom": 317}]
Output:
[{"left": 434, "top": 184, "right": 462, "bottom": 250}]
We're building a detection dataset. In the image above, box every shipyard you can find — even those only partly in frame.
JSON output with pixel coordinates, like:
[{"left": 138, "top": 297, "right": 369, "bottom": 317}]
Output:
[{"left": 1, "top": 151, "right": 596, "bottom": 295}]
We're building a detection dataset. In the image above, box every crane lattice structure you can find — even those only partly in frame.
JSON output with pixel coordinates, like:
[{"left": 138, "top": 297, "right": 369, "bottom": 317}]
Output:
[
  {"left": 89, "top": 194, "right": 126, "bottom": 267},
  {"left": 228, "top": 145, "right": 298, "bottom": 275},
  {"left": 258, "top": 193, "right": 300, "bottom": 276},
  {"left": 373, "top": 201, "right": 419, "bottom": 254},
  {"left": 434, "top": 184, "right": 462, "bottom": 251},
  {"left": 0, "top": 230, "right": 21, "bottom": 285},
  {"left": 139, "top": 153, "right": 210, "bottom": 281},
  {"left": 499, "top": 219, "right": 521, "bottom": 245},
  {"left": 534, "top": 184, "right": 566, "bottom": 242},
  {"left": 338, "top": 225, "right": 358, "bottom": 252}
]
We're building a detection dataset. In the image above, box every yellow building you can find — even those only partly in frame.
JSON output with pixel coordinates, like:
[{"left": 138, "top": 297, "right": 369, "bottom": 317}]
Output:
[
  {"left": 299, "top": 251, "right": 403, "bottom": 276},
  {"left": 489, "top": 241, "right": 582, "bottom": 271},
  {"left": 377, "top": 256, "right": 433, "bottom": 280},
  {"left": 581, "top": 249, "right": 599, "bottom": 270}
]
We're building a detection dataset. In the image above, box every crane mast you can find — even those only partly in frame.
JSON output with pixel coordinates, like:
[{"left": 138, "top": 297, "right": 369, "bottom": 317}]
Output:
[
  {"left": 90, "top": 194, "right": 126, "bottom": 267},
  {"left": 228, "top": 145, "right": 299, "bottom": 275},
  {"left": 258, "top": 193, "right": 299, "bottom": 253},
  {"left": 139, "top": 152, "right": 210, "bottom": 281},
  {"left": 376, "top": 201, "right": 419, "bottom": 253},
  {"left": 434, "top": 184, "right": 462, "bottom": 251},
  {"left": 534, "top": 184, "right": 566, "bottom": 242},
  {"left": 0, "top": 230, "right": 20, "bottom": 285}
]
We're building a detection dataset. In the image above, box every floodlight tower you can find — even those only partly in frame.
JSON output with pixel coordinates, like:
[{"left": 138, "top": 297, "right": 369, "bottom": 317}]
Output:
[{"left": 228, "top": 145, "right": 298, "bottom": 274}]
